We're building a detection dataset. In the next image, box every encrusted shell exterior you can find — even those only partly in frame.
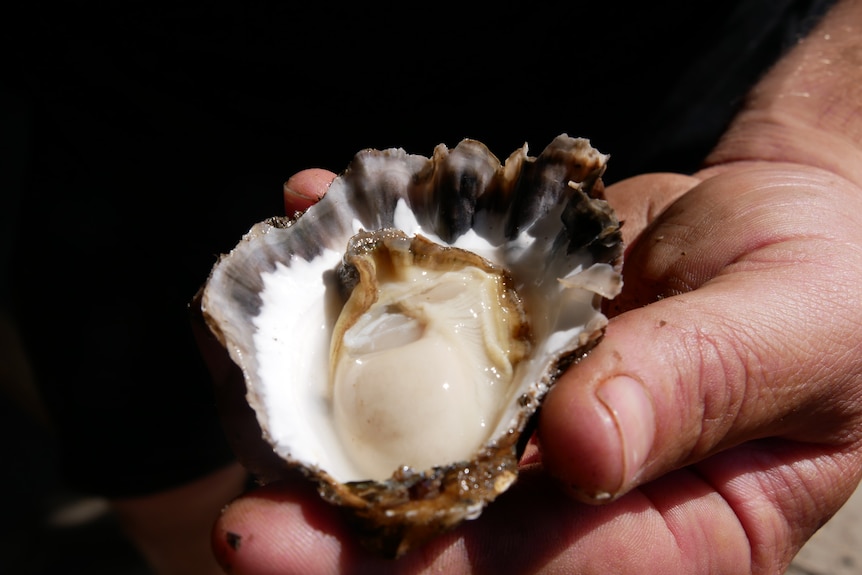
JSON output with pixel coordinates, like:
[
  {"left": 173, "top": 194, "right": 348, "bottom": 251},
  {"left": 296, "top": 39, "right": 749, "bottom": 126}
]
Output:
[{"left": 198, "top": 134, "right": 623, "bottom": 557}]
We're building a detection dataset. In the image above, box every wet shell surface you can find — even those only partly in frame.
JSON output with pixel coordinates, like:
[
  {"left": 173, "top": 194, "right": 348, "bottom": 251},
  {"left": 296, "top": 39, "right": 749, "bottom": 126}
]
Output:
[{"left": 200, "top": 134, "right": 624, "bottom": 557}]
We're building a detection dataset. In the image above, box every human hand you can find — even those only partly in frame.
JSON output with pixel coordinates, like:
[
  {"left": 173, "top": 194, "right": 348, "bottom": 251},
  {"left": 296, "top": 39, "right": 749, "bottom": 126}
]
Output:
[{"left": 210, "top": 162, "right": 862, "bottom": 574}]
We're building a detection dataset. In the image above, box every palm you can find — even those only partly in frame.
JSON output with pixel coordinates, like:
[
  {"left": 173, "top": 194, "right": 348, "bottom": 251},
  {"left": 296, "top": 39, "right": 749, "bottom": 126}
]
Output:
[{"left": 213, "top": 165, "right": 862, "bottom": 574}]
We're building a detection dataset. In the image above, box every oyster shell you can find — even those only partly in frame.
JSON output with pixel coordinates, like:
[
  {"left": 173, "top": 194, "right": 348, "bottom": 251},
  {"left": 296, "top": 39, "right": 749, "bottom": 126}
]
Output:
[{"left": 199, "top": 134, "right": 623, "bottom": 557}]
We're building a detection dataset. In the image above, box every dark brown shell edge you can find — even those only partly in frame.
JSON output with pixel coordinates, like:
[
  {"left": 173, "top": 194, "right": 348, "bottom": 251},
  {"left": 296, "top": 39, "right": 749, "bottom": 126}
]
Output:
[
  {"left": 194, "top": 134, "right": 624, "bottom": 559},
  {"left": 318, "top": 317, "right": 609, "bottom": 559},
  {"left": 322, "top": 430, "right": 520, "bottom": 558}
]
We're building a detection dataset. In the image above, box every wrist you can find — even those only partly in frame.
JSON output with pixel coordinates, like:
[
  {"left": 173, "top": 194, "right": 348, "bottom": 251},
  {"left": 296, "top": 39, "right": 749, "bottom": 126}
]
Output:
[{"left": 705, "top": 0, "right": 862, "bottom": 186}]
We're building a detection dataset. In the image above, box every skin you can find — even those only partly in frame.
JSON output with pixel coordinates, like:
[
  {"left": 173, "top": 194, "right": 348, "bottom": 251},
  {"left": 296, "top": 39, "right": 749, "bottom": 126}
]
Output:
[
  {"left": 212, "top": 1, "right": 862, "bottom": 573},
  {"left": 111, "top": 462, "right": 248, "bottom": 575}
]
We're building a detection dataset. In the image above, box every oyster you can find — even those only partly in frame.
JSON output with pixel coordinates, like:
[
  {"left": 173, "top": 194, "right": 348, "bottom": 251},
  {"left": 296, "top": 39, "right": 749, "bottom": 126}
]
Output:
[{"left": 199, "top": 134, "right": 623, "bottom": 557}]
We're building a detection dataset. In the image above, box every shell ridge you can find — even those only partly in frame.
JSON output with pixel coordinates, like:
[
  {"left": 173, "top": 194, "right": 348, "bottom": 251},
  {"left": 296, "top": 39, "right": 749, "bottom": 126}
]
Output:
[{"left": 199, "top": 134, "right": 624, "bottom": 559}]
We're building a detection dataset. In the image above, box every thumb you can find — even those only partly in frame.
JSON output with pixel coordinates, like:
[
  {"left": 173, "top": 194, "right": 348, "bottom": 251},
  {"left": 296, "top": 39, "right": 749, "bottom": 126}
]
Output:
[
  {"left": 537, "top": 165, "right": 862, "bottom": 501},
  {"left": 601, "top": 172, "right": 700, "bottom": 248}
]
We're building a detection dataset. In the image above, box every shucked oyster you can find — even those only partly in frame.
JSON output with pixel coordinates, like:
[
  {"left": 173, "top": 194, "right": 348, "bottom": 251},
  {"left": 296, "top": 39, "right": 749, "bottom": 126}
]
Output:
[{"left": 199, "top": 134, "right": 623, "bottom": 557}]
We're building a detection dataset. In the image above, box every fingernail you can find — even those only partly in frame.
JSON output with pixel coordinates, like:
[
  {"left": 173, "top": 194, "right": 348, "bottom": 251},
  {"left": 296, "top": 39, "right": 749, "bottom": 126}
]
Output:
[
  {"left": 283, "top": 182, "right": 319, "bottom": 213},
  {"left": 596, "top": 375, "right": 655, "bottom": 493},
  {"left": 282, "top": 182, "right": 305, "bottom": 199}
]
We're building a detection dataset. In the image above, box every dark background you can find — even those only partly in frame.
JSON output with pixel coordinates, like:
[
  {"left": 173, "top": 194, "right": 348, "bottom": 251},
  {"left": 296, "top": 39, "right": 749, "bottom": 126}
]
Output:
[{"left": 1, "top": 1, "right": 836, "bottom": 572}]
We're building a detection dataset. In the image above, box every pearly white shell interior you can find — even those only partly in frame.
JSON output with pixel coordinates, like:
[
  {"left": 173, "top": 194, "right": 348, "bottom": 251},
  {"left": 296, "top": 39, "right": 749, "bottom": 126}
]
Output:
[
  {"left": 201, "top": 136, "right": 623, "bottom": 488},
  {"left": 250, "top": 199, "right": 613, "bottom": 482}
]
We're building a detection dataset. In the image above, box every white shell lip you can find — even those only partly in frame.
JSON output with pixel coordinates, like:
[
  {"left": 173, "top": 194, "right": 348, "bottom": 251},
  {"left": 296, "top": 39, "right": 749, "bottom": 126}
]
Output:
[{"left": 199, "top": 134, "right": 623, "bottom": 557}]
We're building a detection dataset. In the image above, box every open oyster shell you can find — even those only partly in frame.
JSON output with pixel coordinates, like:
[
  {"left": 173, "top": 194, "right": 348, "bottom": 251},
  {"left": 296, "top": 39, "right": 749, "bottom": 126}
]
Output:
[{"left": 199, "top": 134, "right": 623, "bottom": 557}]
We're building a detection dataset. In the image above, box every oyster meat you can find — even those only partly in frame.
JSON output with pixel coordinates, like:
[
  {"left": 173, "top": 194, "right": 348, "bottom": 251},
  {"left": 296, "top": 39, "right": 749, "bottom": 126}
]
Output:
[{"left": 199, "top": 134, "right": 623, "bottom": 557}]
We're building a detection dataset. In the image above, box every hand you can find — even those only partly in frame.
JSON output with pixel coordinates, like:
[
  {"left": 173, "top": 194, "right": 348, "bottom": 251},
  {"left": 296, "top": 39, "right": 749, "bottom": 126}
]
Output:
[
  {"left": 210, "top": 162, "right": 862, "bottom": 574},
  {"left": 111, "top": 462, "right": 248, "bottom": 575}
]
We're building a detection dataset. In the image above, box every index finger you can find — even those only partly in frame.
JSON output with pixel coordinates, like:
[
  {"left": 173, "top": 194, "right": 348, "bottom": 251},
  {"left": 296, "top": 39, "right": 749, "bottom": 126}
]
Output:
[{"left": 283, "top": 168, "right": 336, "bottom": 214}]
